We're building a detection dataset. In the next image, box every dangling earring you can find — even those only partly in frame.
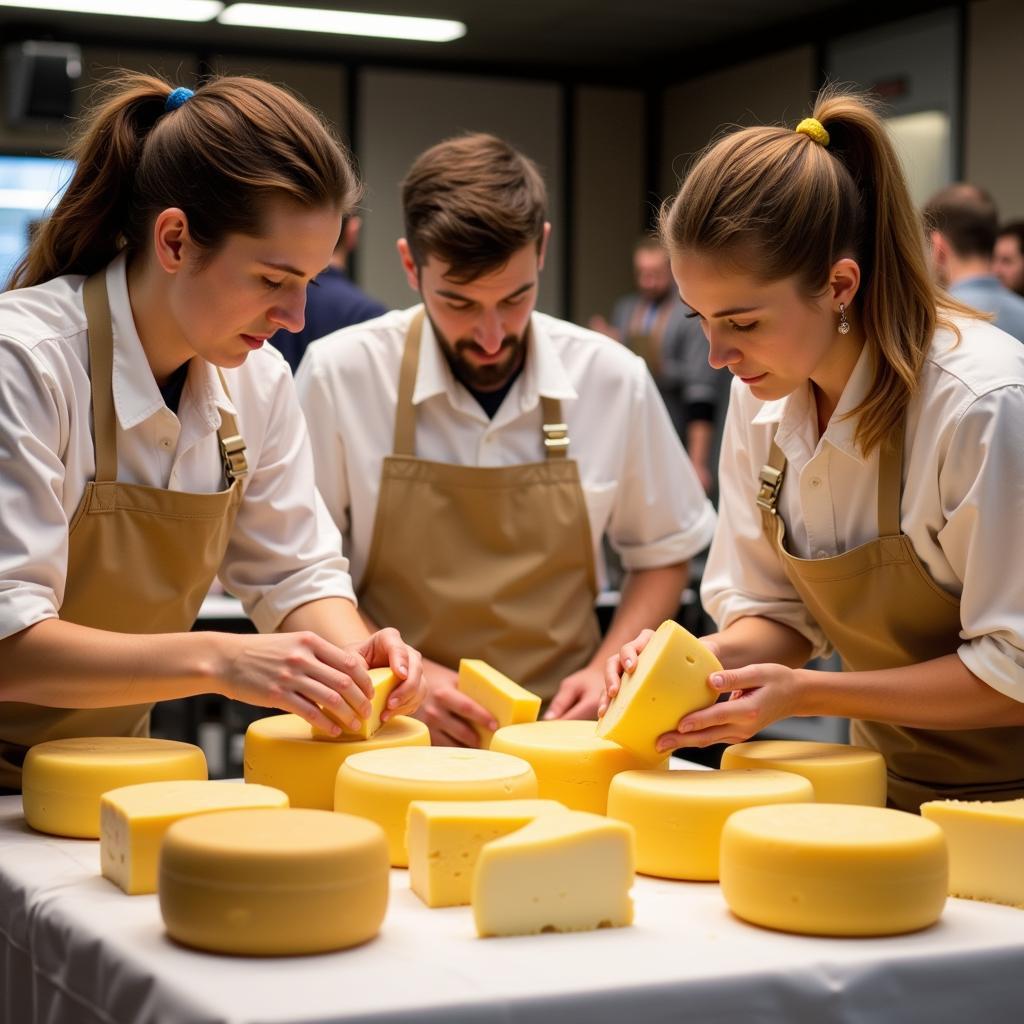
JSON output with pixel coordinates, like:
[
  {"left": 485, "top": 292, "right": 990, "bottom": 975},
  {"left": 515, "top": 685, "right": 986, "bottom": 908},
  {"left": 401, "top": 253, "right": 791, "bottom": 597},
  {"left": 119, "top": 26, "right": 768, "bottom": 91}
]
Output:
[{"left": 837, "top": 303, "right": 851, "bottom": 336}]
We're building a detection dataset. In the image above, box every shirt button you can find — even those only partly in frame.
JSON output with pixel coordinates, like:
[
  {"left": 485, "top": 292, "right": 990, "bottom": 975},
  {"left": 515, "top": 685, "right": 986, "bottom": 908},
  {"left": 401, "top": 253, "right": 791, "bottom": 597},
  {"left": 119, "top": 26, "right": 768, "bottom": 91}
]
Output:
[
  {"left": 160, "top": 438, "right": 173, "bottom": 450},
  {"left": 814, "top": 549, "right": 828, "bottom": 559},
  {"left": 810, "top": 477, "right": 822, "bottom": 488}
]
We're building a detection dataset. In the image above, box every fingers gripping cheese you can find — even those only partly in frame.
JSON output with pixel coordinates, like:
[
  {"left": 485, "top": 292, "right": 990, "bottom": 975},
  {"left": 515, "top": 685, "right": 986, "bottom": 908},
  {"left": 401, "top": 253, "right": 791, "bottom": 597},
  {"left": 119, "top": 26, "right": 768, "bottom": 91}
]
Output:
[
  {"left": 456, "top": 659, "right": 541, "bottom": 747},
  {"left": 314, "top": 667, "right": 400, "bottom": 740}
]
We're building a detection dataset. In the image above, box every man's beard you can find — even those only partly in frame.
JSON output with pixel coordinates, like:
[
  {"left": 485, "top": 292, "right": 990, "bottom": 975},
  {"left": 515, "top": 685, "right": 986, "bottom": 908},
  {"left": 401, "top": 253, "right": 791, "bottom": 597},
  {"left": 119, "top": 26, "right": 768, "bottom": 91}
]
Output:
[{"left": 432, "top": 320, "right": 528, "bottom": 392}]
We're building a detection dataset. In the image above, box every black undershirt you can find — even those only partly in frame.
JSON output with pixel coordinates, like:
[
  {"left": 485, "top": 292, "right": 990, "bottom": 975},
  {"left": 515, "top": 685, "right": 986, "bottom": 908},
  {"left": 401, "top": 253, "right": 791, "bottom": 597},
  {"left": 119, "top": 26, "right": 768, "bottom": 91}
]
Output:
[{"left": 159, "top": 361, "right": 190, "bottom": 415}]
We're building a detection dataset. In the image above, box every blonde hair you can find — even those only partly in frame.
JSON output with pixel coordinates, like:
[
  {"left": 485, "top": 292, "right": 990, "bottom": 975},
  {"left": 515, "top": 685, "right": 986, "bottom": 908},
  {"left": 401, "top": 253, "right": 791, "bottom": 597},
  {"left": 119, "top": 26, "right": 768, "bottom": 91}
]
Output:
[{"left": 660, "top": 86, "right": 977, "bottom": 455}]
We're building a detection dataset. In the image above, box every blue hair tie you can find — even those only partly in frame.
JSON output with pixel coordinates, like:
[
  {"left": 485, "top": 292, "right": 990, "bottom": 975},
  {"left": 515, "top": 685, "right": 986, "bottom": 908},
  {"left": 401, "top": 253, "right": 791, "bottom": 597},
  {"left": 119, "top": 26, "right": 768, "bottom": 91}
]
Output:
[{"left": 165, "top": 87, "right": 194, "bottom": 112}]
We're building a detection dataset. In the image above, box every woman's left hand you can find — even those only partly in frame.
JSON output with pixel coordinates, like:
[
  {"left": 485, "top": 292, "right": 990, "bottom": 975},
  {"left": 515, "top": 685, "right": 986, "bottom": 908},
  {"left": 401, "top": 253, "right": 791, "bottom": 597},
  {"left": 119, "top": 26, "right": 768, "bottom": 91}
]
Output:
[{"left": 345, "top": 627, "right": 425, "bottom": 722}]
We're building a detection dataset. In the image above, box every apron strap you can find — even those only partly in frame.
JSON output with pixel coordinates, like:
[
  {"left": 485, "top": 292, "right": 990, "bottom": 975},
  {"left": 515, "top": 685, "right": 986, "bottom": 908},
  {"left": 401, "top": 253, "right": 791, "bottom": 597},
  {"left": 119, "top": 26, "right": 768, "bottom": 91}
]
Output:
[
  {"left": 756, "top": 439, "right": 787, "bottom": 520},
  {"left": 876, "top": 421, "right": 904, "bottom": 537},
  {"left": 83, "top": 273, "right": 118, "bottom": 483},
  {"left": 214, "top": 369, "right": 249, "bottom": 482}
]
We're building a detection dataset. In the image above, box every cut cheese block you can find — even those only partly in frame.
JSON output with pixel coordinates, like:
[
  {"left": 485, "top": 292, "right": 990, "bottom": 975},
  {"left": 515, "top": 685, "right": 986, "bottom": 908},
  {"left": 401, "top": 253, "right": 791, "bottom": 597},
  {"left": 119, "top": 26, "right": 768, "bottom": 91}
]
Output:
[
  {"left": 607, "top": 768, "right": 814, "bottom": 880},
  {"left": 720, "top": 803, "right": 947, "bottom": 936},
  {"left": 159, "top": 808, "right": 389, "bottom": 956},
  {"left": 244, "top": 713, "right": 429, "bottom": 809},
  {"left": 596, "top": 620, "right": 721, "bottom": 762},
  {"left": 407, "top": 799, "right": 566, "bottom": 907},
  {"left": 490, "top": 720, "right": 666, "bottom": 814},
  {"left": 22, "top": 737, "right": 207, "bottom": 839},
  {"left": 100, "top": 780, "right": 288, "bottom": 895},
  {"left": 720, "top": 739, "right": 887, "bottom": 806},
  {"left": 335, "top": 747, "right": 538, "bottom": 866},
  {"left": 921, "top": 798, "right": 1024, "bottom": 908},
  {"left": 313, "top": 667, "right": 400, "bottom": 740},
  {"left": 456, "top": 659, "right": 541, "bottom": 747},
  {"left": 472, "top": 810, "right": 635, "bottom": 937}
]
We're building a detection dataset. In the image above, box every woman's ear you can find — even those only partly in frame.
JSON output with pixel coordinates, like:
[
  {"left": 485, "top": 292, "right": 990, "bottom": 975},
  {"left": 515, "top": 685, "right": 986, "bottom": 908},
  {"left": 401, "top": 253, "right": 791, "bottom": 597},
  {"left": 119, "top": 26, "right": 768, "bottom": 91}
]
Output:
[
  {"left": 151, "top": 208, "right": 192, "bottom": 275},
  {"left": 830, "top": 256, "right": 861, "bottom": 310}
]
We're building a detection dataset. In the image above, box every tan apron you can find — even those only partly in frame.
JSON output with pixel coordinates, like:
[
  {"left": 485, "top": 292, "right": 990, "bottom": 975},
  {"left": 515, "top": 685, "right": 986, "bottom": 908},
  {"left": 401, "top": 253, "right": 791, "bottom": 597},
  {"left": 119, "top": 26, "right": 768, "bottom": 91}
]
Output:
[
  {"left": 758, "top": 424, "right": 1024, "bottom": 811},
  {"left": 0, "top": 272, "right": 248, "bottom": 788},
  {"left": 358, "top": 310, "right": 600, "bottom": 702},
  {"left": 625, "top": 298, "right": 674, "bottom": 378}
]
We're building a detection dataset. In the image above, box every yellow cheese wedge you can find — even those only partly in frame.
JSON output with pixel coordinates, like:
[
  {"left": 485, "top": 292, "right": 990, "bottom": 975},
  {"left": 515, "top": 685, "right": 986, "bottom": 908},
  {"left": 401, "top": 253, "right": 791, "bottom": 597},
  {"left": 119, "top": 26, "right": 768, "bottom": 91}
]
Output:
[
  {"left": 335, "top": 747, "right": 538, "bottom": 866},
  {"left": 921, "top": 798, "right": 1024, "bottom": 908},
  {"left": 720, "top": 803, "right": 948, "bottom": 936},
  {"left": 607, "top": 768, "right": 814, "bottom": 880},
  {"left": 100, "top": 780, "right": 288, "bottom": 895},
  {"left": 407, "top": 799, "right": 566, "bottom": 907},
  {"left": 159, "top": 807, "right": 389, "bottom": 956},
  {"left": 313, "top": 667, "right": 400, "bottom": 740},
  {"left": 22, "top": 737, "right": 207, "bottom": 839},
  {"left": 490, "top": 720, "right": 666, "bottom": 814},
  {"left": 720, "top": 739, "right": 887, "bottom": 806},
  {"left": 596, "top": 620, "right": 721, "bottom": 761},
  {"left": 472, "top": 810, "right": 635, "bottom": 937},
  {"left": 456, "top": 659, "right": 541, "bottom": 747},
  {"left": 243, "top": 713, "right": 429, "bottom": 810}
]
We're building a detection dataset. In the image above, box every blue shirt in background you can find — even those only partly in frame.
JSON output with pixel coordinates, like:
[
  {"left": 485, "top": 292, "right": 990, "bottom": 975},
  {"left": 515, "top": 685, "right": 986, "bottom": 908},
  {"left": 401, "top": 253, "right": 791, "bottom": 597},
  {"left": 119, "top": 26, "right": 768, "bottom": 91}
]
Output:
[{"left": 950, "top": 274, "right": 1024, "bottom": 343}]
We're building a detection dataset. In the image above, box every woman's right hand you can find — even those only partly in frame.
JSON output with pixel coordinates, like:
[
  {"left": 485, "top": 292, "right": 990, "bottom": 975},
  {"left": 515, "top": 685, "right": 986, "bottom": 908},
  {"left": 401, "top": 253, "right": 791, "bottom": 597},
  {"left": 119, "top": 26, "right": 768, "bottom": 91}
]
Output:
[{"left": 599, "top": 628, "right": 655, "bottom": 717}]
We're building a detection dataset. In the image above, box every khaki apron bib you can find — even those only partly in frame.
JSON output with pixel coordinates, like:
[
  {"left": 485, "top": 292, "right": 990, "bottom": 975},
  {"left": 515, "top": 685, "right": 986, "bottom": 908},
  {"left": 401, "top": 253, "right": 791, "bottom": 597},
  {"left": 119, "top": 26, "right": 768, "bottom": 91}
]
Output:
[
  {"left": 358, "top": 310, "right": 600, "bottom": 702},
  {"left": 758, "top": 426, "right": 1024, "bottom": 811},
  {"left": 625, "top": 299, "right": 674, "bottom": 378},
  {"left": 0, "top": 272, "right": 247, "bottom": 788}
]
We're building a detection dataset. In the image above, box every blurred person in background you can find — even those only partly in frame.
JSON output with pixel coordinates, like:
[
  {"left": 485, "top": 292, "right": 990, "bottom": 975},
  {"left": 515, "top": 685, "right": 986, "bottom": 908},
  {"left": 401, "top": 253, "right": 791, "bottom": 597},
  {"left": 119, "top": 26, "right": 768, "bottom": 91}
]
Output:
[{"left": 994, "top": 221, "right": 1024, "bottom": 298}]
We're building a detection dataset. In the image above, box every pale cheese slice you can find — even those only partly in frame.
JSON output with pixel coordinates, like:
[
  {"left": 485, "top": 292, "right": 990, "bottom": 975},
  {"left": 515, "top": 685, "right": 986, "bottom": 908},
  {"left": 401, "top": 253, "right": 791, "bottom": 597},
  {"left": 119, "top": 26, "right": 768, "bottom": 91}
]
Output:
[
  {"left": 314, "top": 667, "right": 400, "bottom": 740},
  {"left": 457, "top": 659, "right": 541, "bottom": 747}
]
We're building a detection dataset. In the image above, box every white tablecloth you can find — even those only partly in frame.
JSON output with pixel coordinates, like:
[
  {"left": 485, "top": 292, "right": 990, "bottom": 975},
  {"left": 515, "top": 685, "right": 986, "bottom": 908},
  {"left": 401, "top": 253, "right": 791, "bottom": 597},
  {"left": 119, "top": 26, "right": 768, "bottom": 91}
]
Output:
[{"left": 2, "top": 794, "right": 1023, "bottom": 1024}]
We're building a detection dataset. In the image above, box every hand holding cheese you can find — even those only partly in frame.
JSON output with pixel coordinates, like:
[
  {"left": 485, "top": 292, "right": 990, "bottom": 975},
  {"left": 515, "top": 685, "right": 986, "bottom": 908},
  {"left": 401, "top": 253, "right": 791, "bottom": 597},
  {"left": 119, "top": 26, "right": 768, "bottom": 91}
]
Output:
[
  {"left": 314, "top": 668, "right": 399, "bottom": 740},
  {"left": 456, "top": 659, "right": 541, "bottom": 747}
]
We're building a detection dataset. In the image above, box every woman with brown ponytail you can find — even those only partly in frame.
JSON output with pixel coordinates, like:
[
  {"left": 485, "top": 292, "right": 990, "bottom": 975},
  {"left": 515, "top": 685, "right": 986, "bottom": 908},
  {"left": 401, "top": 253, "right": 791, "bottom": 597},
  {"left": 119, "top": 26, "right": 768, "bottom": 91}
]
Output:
[
  {"left": 0, "top": 74, "right": 423, "bottom": 790},
  {"left": 604, "top": 89, "right": 1024, "bottom": 812}
]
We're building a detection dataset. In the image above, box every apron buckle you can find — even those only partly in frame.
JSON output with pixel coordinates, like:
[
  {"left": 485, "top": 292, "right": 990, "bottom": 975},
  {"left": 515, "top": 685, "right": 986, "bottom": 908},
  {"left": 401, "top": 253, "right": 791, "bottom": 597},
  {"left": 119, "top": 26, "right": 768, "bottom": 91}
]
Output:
[
  {"left": 220, "top": 434, "right": 249, "bottom": 482},
  {"left": 543, "top": 422, "right": 570, "bottom": 458},
  {"left": 756, "top": 464, "right": 784, "bottom": 513}
]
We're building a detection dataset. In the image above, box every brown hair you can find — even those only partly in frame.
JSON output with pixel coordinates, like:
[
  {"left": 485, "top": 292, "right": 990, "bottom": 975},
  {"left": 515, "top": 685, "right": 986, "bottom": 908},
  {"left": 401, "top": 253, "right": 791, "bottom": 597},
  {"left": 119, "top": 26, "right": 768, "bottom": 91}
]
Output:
[
  {"left": 660, "top": 86, "right": 978, "bottom": 455},
  {"left": 923, "top": 183, "right": 998, "bottom": 258},
  {"left": 8, "top": 71, "right": 359, "bottom": 290},
  {"left": 401, "top": 132, "right": 546, "bottom": 283}
]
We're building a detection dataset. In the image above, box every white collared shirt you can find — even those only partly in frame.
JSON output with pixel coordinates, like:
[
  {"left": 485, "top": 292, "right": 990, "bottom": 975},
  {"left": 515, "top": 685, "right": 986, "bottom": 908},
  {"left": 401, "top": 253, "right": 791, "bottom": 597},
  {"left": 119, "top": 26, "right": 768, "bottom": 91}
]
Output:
[
  {"left": 702, "top": 316, "right": 1024, "bottom": 701},
  {"left": 295, "top": 305, "right": 716, "bottom": 590},
  {"left": 0, "top": 254, "right": 355, "bottom": 641}
]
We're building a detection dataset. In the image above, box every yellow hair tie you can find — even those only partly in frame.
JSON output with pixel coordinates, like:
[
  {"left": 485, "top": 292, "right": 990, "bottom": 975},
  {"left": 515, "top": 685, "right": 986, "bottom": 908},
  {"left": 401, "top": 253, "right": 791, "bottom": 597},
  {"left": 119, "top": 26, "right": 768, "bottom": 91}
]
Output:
[{"left": 795, "top": 117, "right": 830, "bottom": 147}]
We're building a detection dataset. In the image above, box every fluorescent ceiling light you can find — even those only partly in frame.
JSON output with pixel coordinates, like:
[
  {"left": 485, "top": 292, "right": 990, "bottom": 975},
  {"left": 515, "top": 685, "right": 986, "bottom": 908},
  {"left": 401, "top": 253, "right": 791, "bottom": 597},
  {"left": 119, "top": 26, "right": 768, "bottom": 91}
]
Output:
[
  {"left": 219, "top": 3, "right": 466, "bottom": 42},
  {"left": 0, "top": 1, "right": 224, "bottom": 20}
]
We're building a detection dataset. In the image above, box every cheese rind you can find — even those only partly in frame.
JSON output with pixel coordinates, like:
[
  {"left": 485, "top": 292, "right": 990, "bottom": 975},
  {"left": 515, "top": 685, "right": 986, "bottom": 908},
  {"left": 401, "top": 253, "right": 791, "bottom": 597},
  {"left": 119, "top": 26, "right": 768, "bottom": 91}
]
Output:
[
  {"left": 335, "top": 747, "right": 538, "bottom": 866},
  {"left": 407, "top": 799, "right": 566, "bottom": 907},
  {"left": 490, "top": 720, "right": 666, "bottom": 814},
  {"left": 100, "top": 780, "right": 288, "bottom": 895},
  {"left": 607, "top": 768, "right": 814, "bottom": 880},
  {"left": 244, "top": 713, "right": 429, "bottom": 809},
  {"left": 721, "top": 739, "right": 887, "bottom": 806},
  {"left": 314, "top": 667, "right": 400, "bottom": 740},
  {"left": 596, "top": 620, "right": 721, "bottom": 762},
  {"left": 921, "top": 798, "right": 1024, "bottom": 908},
  {"left": 22, "top": 737, "right": 208, "bottom": 839},
  {"left": 472, "top": 810, "right": 635, "bottom": 937},
  {"left": 456, "top": 659, "right": 541, "bottom": 747},
  {"left": 720, "top": 803, "right": 948, "bottom": 936}
]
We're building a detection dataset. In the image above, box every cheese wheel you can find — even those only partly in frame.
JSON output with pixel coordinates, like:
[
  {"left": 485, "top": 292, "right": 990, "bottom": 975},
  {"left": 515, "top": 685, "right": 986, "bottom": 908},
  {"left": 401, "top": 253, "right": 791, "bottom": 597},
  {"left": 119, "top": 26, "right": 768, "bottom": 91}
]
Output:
[
  {"left": 335, "top": 747, "right": 537, "bottom": 866},
  {"left": 597, "top": 620, "right": 721, "bottom": 761},
  {"left": 159, "top": 808, "right": 389, "bottom": 956},
  {"left": 407, "top": 799, "right": 566, "bottom": 907},
  {"left": 607, "top": 768, "right": 814, "bottom": 880},
  {"left": 490, "top": 720, "right": 666, "bottom": 814},
  {"left": 456, "top": 659, "right": 541, "bottom": 747},
  {"left": 472, "top": 810, "right": 635, "bottom": 937},
  {"left": 313, "top": 667, "right": 400, "bottom": 740},
  {"left": 22, "top": 737, "right": 207, "bottom": 839},
  {"left": 921, "top": 798, "right": 1024, "bottom": 908},
  {"left": 720, "top": 803, "right": 948, "bottom": 936},
  {"left": 720, "top": 740, "right": 887, "bottom": 806},
  {"left": 100, "top": 780, "right": 288, "bottom": 894},
  {"left": 244, "top": 713, "right": 429, "bottom": 809}
]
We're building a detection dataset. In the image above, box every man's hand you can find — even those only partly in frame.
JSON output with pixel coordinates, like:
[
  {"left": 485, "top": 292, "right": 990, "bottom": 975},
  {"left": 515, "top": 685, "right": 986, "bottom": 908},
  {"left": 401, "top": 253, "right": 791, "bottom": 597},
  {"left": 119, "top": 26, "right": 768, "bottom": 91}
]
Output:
[
  {"left": 545, "top": 665, "right": 605, "bottom": 720},
  {"left": 414, "top": 658, "right": 497, "bottom": 747}
]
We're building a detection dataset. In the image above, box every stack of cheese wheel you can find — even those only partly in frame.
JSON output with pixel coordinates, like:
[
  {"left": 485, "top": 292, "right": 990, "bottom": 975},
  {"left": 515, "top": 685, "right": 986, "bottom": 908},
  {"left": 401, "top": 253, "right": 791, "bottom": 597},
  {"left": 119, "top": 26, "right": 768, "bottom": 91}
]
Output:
[
  {"left": 721, "top": 739, "right": 887, "bottom": 805},
  {"left": 22, "top": 737, "right": 207, "bottom": 838},
  {"left": 607, "top": 768, "right": 814, "bottom": 880},
  {"left": 244, "top": 713, "right": 429, "bottom": 809},
  {"left": 159, "top": 808, "right": 389, "bottom": 955},
  {"left": 335, "top": 747, "right": 537, "bottom": 865},
  {"left": 490, "top": 720, "right": 664, "bottom": 814}
]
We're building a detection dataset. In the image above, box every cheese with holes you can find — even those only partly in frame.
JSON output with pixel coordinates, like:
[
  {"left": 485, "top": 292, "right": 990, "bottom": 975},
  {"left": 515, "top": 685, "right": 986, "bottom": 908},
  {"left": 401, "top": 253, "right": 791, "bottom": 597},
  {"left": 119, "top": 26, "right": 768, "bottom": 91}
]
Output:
[
  {"left": 244, "top": 713, "right": 429, "bottom": 809},
  {"left": 22, "top": 737, "right": 207, "bottom": 839},
  {"left": 159, "top": 808, "right": 389, "bottom": 955},
  {"left": 720, "top": 803, "right": 947, "bottom": 936},
  {"left": 596, "top": 620, "right": 721, "bottom": 761},
  {"left": 721, "top": 739, "right": 887, "bottom": 806},
  {"left": 472, "top": 810, "right": 635, "bottom": 937},
  {"left": 607, "top": 768, "right": 814, "bottom": 880},
  {"left": 335, "top": 747, "right": 538, "bottom": 866},
  {"left": 490, "top": 720, "right": 666, "bottom": 814},
  {"left": 407, "top": 799, "right": 566, "bottom": 907},
  {"left": 456, "top": 659, "right": 541, "bottom": 747},
  {"left": 100, "top": 780, "right": 288, "bottom": 894},
  {"left": 314, "top": 667, "right": 400, "bottom": 740},
  {"left": 921, "top": 798, "right": 1024, "bottom": 908}
]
